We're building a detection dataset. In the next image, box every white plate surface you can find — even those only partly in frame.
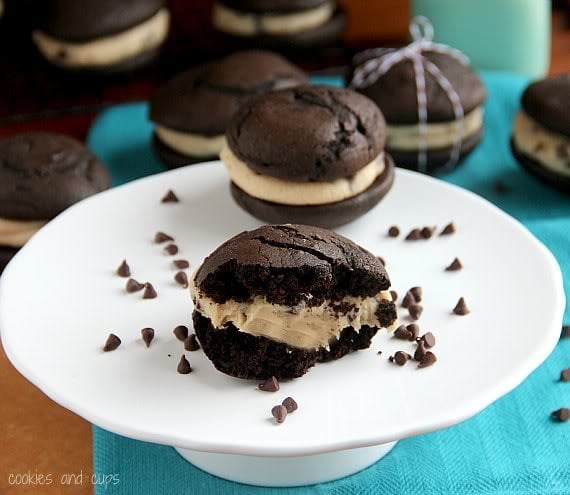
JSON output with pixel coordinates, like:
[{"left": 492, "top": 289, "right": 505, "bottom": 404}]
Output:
[{"left": 0, "top": 163, "right": 564, "bottom": 457}]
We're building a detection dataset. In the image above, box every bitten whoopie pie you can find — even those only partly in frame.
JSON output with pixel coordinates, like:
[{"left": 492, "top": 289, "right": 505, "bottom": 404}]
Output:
[
  {"left": 351, "top": 50, "right": 486, "bottom": 173},
  {"left": 212, "top": 0, "right": 346, "bottom": 49},
  {"left": 191, "top": 224, "right": 398, "bottom": 380},
  {"left": 0, "top": 133, "right": 110, "bottom": 273},
  {"left": 32, "top": 0, "right": 169, "bottom": 72},
  {"left": 222, "top": 85, "right": 395, "bottom": 228},
  {"left": 511, "top": 74, "right": 570, "bottom": 192},
  {"left": 149, "top": 51, "right": 308, "bottom": 169}
]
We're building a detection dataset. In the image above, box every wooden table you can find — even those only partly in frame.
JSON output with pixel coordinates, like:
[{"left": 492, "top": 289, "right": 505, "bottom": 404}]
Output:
[{"left": 0, "top": 9, "right": 568, "bottom": 495}]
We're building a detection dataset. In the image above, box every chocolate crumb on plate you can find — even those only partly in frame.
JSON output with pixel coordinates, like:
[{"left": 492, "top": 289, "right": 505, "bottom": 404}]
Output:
[
  {"left": 184, "top": 334, "right": 200, "bottom": 352},
  {"left": 401, "top": 291, "right": 416, "bottom": 308},
  {"left": 440, "top": 222, "right": 456, "bottom": 236},
  {"left": 175, "top": 271, "right": 189, "bottom": 288},
  {"left": 390, "top": 290, "right": 398, "bottom": 302},
  {"left": 406, "top": 323, "right": 419, "bottom": 341},
  {"left": 410, "top": 287, "right": 422, "bottom": 302},
  {"left": 394, "top": 325, "right": 411, "bottom": 340},
  {"left": 126, "top": 278, "right": 144, "bottom": 293},
  {"left": 282, "top": 397, "right": 298, "bottom": 413},
  {"left": 173, "top": 325, "right": 189, "bottom": 342},
  {"left": 405, "top": 228, "right": 422, "bottom": 241},
  {"left": 551, "top": 408, "right": 570, "bottom": 422},
  {"left": 394, "top": 351, "right": 410, "bottom": 366},
  {"left": 420, "top": 226, "right": 434, "bottom": 239},
  {"left": 154, "top": 232, "right": 174, "bottom": 243},
  {"left": 259, "top": 376, "right": 280, "bottom": 392},
  {"left": 418, "top": 351, "right": 437, "bottom": 368},
  {"left": 388, "top": 226, "right": 400, "bottom": 237},
  {"left": 173, "top": 259, "right": 190, "bottom": 269},
  {"left": 562, "top": 325, "right": 570, "bottom": 338},
  {"left": 103, "top": 333, "right": 121, "bottom": 352},
  {"left": 561, "top": 369, "right": 570, "bottom": 382},
  {"left": 446, "top": 257, "right": 463, "bottom": 271},
  {"left": 143, "top": 283, "right": 157, "bottom": 299},
  {"left": 164, "top": 244, "right": 179, "bottom": 255},
  {"left": 141, "top": 328, "right": 155, "bottom": 348},
  {"left": 161, "top": 189, "right": 179, "bottom": 203},
  {"left": 177, "top": 355, "right": 192, "bottom": 374},
  {"left": 421, "top": 332, "right": 436, "bottom": 348},
  {"left": 116, "top": 260, "right": 130, "bottom": 277},
  {"left": 377, "top": 350, "right": 383, "bottom": 355},
  {"left": 409, "top": 304, "right": 423, "bottom": 321},
  {"left": 453, "top": 297, "right": 470, "bottom": 315},
  {"left": 271, "top": 405, "right": 287, "bottom": 424}
]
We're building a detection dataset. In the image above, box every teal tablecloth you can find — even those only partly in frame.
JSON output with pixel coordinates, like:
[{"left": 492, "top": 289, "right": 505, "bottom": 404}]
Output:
[{"left": 87, "top": 72, "right": 570, "bottom": 495}]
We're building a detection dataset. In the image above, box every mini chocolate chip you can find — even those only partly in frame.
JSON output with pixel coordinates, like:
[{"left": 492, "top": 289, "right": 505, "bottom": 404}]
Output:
[
  {"left": 377, "top": 350, "right": 383, "bottom": 355},
  {"left": 378, "top": 256, "right": 386, "bottom": 266},
  {"left": 552, "top": 408, "right": 570, "bottom": 422},
  {"left": 173, "top": 259, "right": 190, "bottom": 269},
  {"left": 388, "top": 226, "right": 400, "bottom": 237},
  {"left": 177, "top": 355, "right": 192, "bottom": 374},
  {"left": 173, "top": 325, "right": 189, "bottom": 341},
  {"left": 271, "top": 405, "right": 287, "bottom": 424},
  {"left": 406, "top": 323, "right": 419, "bottom": 341},
  {"left": 562, "top": 325, "right": 570, "bottom": 338},
  {"left": 103, "top": 333, "right": 121, "bottom": 352},
  {"left": 494, "top": 181, "right": 510, "bottom": 194},
  {"left": 282, "top": 397, "right": 298, "bottom": 413},
  {"left": 141, "top": 328, "right": 154, "bottom": 348},
  {"left": 414, "top": 340, "right": 427, "bottom": 362},
  {"left": 421, "top": 332, "right": 436, "bottom": 348},
  {"left": 154, "top": 232, "right": 174, "bottom": 243},
  {"left": 164, "top": 244, "right": 179, "bottom": 255},
  {"left": 175, "top": 271, "right": 189, "bottom": 288},
  {"left": 408, "top": 304, "right": 423, "bottom": 321},
  {"left": 390, "top": 290, "right": 398, "bottom": 302},
  {"left": 561, "top": 369, "right": 570, "bottom": 382},
  {"left": 394, "top": 351, "right": 409, "bottom": 366},
  {"left": 410, "top": 287, "right": 422, "bottom": 302},
  {"left": 405, "top": 228, "right": 421, "bottom": 241},
  {"left": 440, "top": 223, "right": 456, "bottom": 236},
  {"left": 126, "top": 278, "right": 144, "bottom": 293},
  {"left": 117, "top": 260, "right": 130, "bottom": 277},
  {"left": 453, "top": 297, "right": 470, "bottom": 315},
  {"left": 420, "top": 226, "right": 434, "bottom": 239},
  {"left": 401, "top": 291, "right": 416, "bottom": 308},
  {"left": 162, "top": 189, "right": 179, "bottom": 203},
  {"left": 418, "top": 351, "right": 437, "bottom": 368},
  {"left": 388, "top": 355, "right": 394, "bottom": 363},
  {"left": 394, "top": 325, "right": 411, "bottom": 340},
  {"left": 143, "top": 283, "right": 157, "bottom": 299},
  {"left": 446, "top": 257, "right": 463, "bottom": 271},
  {"left": 184, "top": 334, "right": 200, "bottom": 351},
  {"left": 259, "top": 376, "right": 279, "bottom": 392}
]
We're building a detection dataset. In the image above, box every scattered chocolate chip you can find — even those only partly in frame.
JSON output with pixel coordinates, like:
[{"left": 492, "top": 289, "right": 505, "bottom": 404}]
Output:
[
  {"left": 177, "top": 355, "right": 192, "bottom": 374},
  {"left": 161, "top": 189, "right": 179, "bottom": 203},
  {"left": 420, "top": 226, "right": 434, "bottom": 239},
  {"left": 143, "top": 283, "right": 157, "bottom": 299},
  {"left": 394, "top": 351, "right": 410, "bottom": 366},
  {"left": 394, "top": 325, "right": 411, "bottom": 340},
  {"left": 406, "top": 323, "right": 419, "bottom": 341},
  {"left": 408, "top": 304, "right": 423, "bottom": 321},
  {"left": 414, "top": 340, "right": 427, "bottom": 362},
  {"left": 173, "top": 259, "right": 190, "bottom": 269},
  {"left": 562, "top": 326, "right": 570, "bottom": 338},
  {"left": 378, "top": 256, "right": 386, "bottom": 266},
  {"left": 141, "top": 328, "right": 154, "bottom": 348},
  {"left": 173, "top": 325, "right": 189, "bottom": 341},
  {"left": 282, "top": 397, "right": 298, "bottom": 413},
  {"left": 377, "top": 350, "right": 383, "bottom": 355},
  {"left": 259, "top": 376, "right": 279, "bottom": 392},
  {"left": 390, "top": 290, "right": 398, "bottom": 302},
  {"left": 126, "top": 278, "right": 144, "bottom": 293},
  {"left": 164, "top": 244, "right": 179, "bottom": 255},
  {"left": 421, "top": 332, "right": 436, "bottom": 348},
  {"left": 445, "top": 257, "right": 463, "bottom": 271},
  {"left": 453, "top": 297, "right": 470, "bottom": 315},
  {"left": 117, "top": 260, "right": 130, "bottom": 277},
  {"left": 174, "top": 271, "right": 189, "bottom": 288},
  {"left": 388, "top": 226, "right": 400, "bottom": 237},
  {"left": 561, "top": 369, "right": 570, "bottom": 382},
  {"left": 494, "top": 181, "right": 510, "bottom": 194},
  {"left": 184, "top": 334, "right": 200, "bottom": 352},
  {"left": 551, "top": 408, "right": 570, "bottom": 422},
  {"left": 410, "top": 287, "right": 422, "bottom": 302},
  {"left": 440, "top": 223, "right": 456, "bottom": 236},
  {"left": 401, "top": 291, "right": 416, "bottom": 308},
  {"left": 271, "top": 405, "right": 287, "bottom": 424},
  {"left": 418, "top": 351, "right": 437, "bottom": 368},
  {"left": 405, "top": 228, "right": 421, "bottom": 241},
  {"left": 154, "top": 232, "right": 174, "bottom": 243},
  {"left": 103, "top": 333, "right": 121, "bottom": 352},
  {"left": 388, "top": 355, "right": 394, "bottom": 363}
]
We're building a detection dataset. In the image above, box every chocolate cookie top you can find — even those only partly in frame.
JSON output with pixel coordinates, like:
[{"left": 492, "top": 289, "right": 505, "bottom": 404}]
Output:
[
  {"left": 218, "top": 0, "right": 330, "bottom": 13},
  {"left": 522, "top": 74, "right": 570, "bottom": 137},
  {"left": 195, "top": 224, "right": 391, "bottom": 306},
  {"left": 41, "top": 0, "right": 165, "bottom": 42},
  {"left": 150, "top": 51, "right": 308, "bottom": 136},
  {"left": 352, "top": 50, "right": 486, "bottom": 124},
  {"left": 227, "top": 86, "right": 386, "bottom": 182},
  {"left": 0, "top": 133, "right": 111, "bottom": 220}
]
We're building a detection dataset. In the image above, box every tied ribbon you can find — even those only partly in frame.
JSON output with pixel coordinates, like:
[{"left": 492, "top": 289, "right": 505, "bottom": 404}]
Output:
[{"left": 351, "top": 16, "right": 470, "bottom": 173}]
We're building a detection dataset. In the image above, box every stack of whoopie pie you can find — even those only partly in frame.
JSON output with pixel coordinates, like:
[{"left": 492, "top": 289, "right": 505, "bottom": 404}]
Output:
[
  {"left": 33, "top": 0, "right": 170, "bottom": 72},
  {"left": 222, "top": 85, "right": 395, "bottom": 228},
  {"left": 149, "top": 50, "right": 308, "bottom": 168}
]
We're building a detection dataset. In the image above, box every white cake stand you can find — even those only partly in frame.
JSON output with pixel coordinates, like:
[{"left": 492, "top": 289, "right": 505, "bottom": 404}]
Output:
[{"left": 0, "top": 163, "right": 564, "bottom": 487}]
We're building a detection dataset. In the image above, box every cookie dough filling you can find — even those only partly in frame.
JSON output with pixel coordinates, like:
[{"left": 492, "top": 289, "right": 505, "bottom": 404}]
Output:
[
  {"left": 191, "top": 276, "right": 394, "bottom": 350},
  {"left": 213, "top": 1, "right": 334, "bottom": 36},
  {"left": 33, "top": 8, "right": 170, "bottom": 68},
  {"left": 386, "top": 106, "right": 484, "bottom": 151},
  {"left": 155, "top": 126, "right": 226, "bottom": 158},
  {"left": 0, "top": 218, "right": 47, "bottom": 248},
  {"left": 513, "top": 111, "right": 570, "bottom": 176},
  {"left": 222, "top": 143, "right": 385, "bottom": 205}
]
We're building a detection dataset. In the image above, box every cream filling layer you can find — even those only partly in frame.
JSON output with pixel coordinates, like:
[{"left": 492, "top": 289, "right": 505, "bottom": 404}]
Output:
[
  {"left": 32, "top": 8, "right": 170, "bottom": 67},
  {"left": 512, "top": 111, "right": 570, "bottom": 176},
  {"left": 191, "top": 278, "right": 394, "bottom": 350},
  {"left": 386, "top": 106, "right": 484, "bottom": 151},
  {"left": 222, "top": 144, "right": 385, "bottom": 206},
  {"left": 0, "top": 218, "right": 47, "bottom": 248},
  {"left": 156, "top": 126, "right": 226, "bottom": 158},
  {"left": 212, "top": 1, "right": 334, "bottom": 36}
]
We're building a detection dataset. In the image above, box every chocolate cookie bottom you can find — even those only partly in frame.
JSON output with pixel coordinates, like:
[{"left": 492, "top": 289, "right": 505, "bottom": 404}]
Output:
[
  {"left": 152, "top": 133, "right": 218, "bottom": 170},
  {"left": 230, "top": 154, "right": 395, "bottom": 229},
  {"left": 511, "top": 138, "right": 570, "bottom": 194},
  {"left": 193, "top": 299, "right": 397, "bottom": 380},
  {"left": 0, "top": 246, "right": 19, "bottom": 275}
]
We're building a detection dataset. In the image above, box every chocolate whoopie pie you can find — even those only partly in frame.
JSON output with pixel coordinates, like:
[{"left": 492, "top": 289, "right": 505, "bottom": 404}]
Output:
[
  {"left": 149, "top": 51, "right": 308, "bottom": 169},
  {"left": 511, "top": 74, "right": 570, "bottom": 192},
  {"left": 191, "top": 224, "right": 398, "bottom": 380},
  {"left": 32, "top": 0, "right": 169, "bottom": 72},
  {"left": 212, "top": 0, "right": 346, "bottom": 49},
  {"left": 0, "top": 133, "right": 110, "bottom": 273},
  {"left": 350, "top": 50, "right": 486, "bottom": 173},
  {"left": 222, "top": 85, "right": 395, "bottom": 228}
]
